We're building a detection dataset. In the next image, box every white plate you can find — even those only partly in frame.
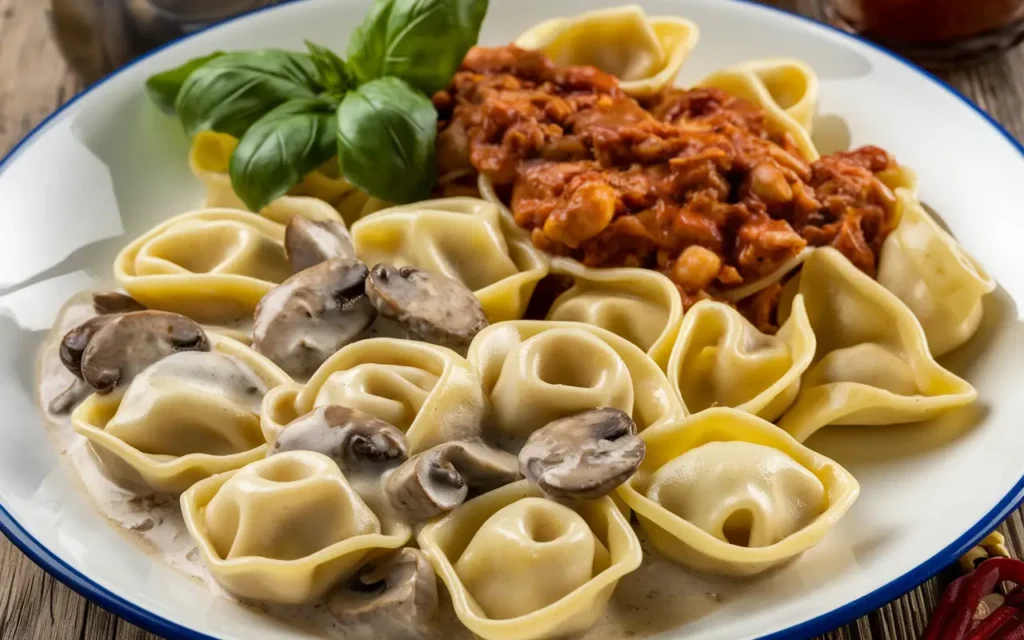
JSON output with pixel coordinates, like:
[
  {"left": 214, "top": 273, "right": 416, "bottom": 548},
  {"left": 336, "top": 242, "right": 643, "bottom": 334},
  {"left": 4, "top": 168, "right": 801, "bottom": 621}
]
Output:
[{"left": 1, "top": 0, "right": 1023, "bottom": 638}]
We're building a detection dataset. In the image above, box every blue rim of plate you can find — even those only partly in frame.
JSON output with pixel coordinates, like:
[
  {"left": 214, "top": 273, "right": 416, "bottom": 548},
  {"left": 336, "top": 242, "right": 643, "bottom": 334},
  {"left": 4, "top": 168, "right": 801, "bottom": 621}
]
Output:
[{"left": 1, "top": 0, "right": 1023, "bottom": 638}]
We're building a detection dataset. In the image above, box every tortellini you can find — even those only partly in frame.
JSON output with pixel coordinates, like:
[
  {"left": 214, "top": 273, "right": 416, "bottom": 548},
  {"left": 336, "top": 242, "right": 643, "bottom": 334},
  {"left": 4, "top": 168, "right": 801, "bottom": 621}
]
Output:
[
  {"left": 467, "top": 321, "right": 686, "bottom": 442},
  {"left": 189, "top": 131, "right": 387, "bottom": 224},
  {"left": 546, "top": 257, "right": 684, "bottom": 367},
  {"left": 72, "top": 334, "right": 291, "bottom": 494},
  {"left": 261, "top": 338, "right": 486, "bottom": 453},
  {"left": 878, "top": 190, "right": 995, "bottom": 356},
  {"left": 515, "top": 5, "right": 699, "bottom": 98},
  {"left": 418, "top": 480, "right": 641, "bottom": 640},
  {"left": 698, "top": 58, "right": 819, "bottom": 161},
  {"left": 668, "top": 295, "right": 815, "bottom": 422},
  {"left": 776, "top": 248, "right": 978, "bottom": 442},
  {"left": 115, "top": 208, "right": 330, "bottom": 323},
  {"left": 181, "top": 450, "right": 411, "bottom": 604},
  {"left": 618, "top": 408, "right": 859, "bottom": 576},
  {"left": 351, "top": 197, "right": 549, "bottom": 322}
]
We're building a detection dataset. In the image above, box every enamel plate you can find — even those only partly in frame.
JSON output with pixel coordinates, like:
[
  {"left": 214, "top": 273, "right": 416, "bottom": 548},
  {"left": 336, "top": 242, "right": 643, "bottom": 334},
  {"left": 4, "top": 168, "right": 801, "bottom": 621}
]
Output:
[{"left": 1, "top": 0, "right": 1023, "bottom": 638}]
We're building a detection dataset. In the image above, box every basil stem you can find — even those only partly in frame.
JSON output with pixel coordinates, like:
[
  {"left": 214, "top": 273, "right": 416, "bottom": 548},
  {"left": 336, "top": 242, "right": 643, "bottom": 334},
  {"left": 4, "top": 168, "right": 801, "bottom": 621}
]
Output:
[{"left": 305, "top": 41, "right": 351, "bottom": 97}]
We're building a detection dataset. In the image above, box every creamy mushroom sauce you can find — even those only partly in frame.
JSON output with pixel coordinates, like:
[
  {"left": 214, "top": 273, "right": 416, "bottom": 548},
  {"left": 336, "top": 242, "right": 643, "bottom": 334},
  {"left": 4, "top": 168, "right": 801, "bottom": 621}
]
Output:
[{"left": 36, "top": 291, "right": 733, "bottom": 639}]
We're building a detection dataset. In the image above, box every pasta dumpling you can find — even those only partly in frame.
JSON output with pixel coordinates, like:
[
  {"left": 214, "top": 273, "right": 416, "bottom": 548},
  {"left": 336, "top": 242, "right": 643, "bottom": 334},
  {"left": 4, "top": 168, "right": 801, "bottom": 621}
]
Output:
[
  {"left": 115, "top": 209, "right": 310, "bottom": 323},
  {"left": 467, "top": 321, "right": 686, "bottom": 442},
  {"left": 261, "top": 338, "right": 486, "bottom": 453},
  {"left": 878, "top": 190, "right": 995, "bottom": 356},
  {"left": 545, "top": 257, "right": 684, "bottom": 367},
  {"left": 618, "top": 408, "right": 859, "bottom": 576},
  {"left": 189, "top": 131, "right": 386, "bottom": 224},
  {"left": 352, "top": 197, "right": 548, "bottom": 322},
  {"left": 668, "top": 295, "right": 815, "bottom": 422},
  {"left": 776, "top": 248, "right": 977, "bottom": 442},
  {"left": 418, "top": 480, "right": 641, "bottom": 640},
  {"left": 181, "top": 450, "right": 411, "bottom": 604},
  {"left": 72, "top": 334, "right": 291, "bottom": 494},
  {"left": 698, "top": 58, "right": 819, "bottom": 161},
  {"left": 515, "top": 5, "right": 699, "bottom": 98}
]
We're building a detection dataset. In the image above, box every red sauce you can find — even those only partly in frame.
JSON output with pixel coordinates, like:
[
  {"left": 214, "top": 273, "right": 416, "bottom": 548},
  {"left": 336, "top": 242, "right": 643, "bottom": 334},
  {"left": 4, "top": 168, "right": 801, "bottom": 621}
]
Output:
[{"left": 434, "top": 45, "right": 901, "bottom": 327}]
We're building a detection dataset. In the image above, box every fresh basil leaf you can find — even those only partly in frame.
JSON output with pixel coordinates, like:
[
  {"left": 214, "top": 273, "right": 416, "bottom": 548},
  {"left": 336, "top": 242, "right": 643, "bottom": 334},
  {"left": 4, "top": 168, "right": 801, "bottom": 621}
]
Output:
[
  {"left": 229, "top": 98, "right": 337, "bottom": 211},
  {"left": 146, "top": 52, "right": 225, "bottom": 114},
  {"left": 337, "top": 77, "right": 437, "bottom": 203},
  {"left": 346, "top": 0, "right": 488, "bottom": 94},
  {"left": 305, "top": 41, "right": 351, "bottom": 96},
  {"left": 175, "top": 50, "right": 321, "bottom": 138}
]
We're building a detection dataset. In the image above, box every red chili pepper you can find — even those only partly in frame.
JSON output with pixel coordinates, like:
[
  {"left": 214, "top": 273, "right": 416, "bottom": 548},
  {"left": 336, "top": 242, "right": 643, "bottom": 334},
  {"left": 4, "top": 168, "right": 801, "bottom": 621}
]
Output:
[
  {"left": 924, "top": 559, "right": 1024, "bottom": 640},
  {"left": 992, "top": 616, "right": 1024, "bottom": 640},
  {"left": 967, "top": 605, "right": 1018, "bottom": 639}
]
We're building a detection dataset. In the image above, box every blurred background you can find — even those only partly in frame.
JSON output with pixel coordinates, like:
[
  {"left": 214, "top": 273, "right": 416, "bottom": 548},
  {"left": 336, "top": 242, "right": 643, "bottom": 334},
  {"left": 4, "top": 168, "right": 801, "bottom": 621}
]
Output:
[{"left": 44, "top": 0, "right": 1024, "bottom": 82}]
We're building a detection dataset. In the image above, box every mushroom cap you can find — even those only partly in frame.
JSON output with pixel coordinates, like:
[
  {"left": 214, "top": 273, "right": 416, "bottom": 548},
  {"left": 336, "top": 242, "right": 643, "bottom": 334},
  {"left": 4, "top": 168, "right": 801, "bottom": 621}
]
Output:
[
  {"left": 285, "top": 216, "right": 355, "bottom": 273},
  {"left": 365, "top": 264, "right": 488, "bottom": 349},
  {"left": 327, "top": 548, "right": 438, "bottom": 640},
  {"left": 91, "top": 291, "right": 145, "bottom": 315},
  {"left": 519, "top": 407, "right": 645, "bottom": 500},
  {"left": 60, "top": 314, "right": 116, "bottom": 379},
  {"left": 271, "top": 404, "right": 408, "bottom": 471},
  {"left": 252, "top": 258, "right": 377, "bottom": 378},
  {"left": 78, "top": 311, "right": 210, "bottom": 393},
  {"left": 386, "top": 440, "right": 520, "bottom": 521}
]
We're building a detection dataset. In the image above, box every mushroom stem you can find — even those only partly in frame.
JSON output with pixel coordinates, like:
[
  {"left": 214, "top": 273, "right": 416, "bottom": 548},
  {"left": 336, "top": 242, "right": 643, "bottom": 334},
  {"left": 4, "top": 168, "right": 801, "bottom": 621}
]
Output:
[{"left": 386, "top": 440, "right": 520, "bottom": 521}]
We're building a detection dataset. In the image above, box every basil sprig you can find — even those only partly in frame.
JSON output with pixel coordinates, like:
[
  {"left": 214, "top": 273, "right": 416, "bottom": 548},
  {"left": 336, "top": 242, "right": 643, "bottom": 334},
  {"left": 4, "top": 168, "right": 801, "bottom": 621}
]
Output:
[{"left": 149, "top": 0, "right": 488, "bottom": 211}]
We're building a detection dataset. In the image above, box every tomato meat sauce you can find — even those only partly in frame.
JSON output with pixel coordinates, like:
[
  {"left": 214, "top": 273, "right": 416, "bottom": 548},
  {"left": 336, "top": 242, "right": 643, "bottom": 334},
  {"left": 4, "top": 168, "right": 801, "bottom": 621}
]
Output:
[{"left": 433, "top": 45, "right": 901, "bottom": 330}]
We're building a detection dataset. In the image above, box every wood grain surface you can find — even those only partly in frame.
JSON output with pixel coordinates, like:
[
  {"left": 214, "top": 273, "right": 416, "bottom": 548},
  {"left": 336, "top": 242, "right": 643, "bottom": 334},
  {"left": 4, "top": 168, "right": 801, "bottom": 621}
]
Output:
[{"left": 2, "top": 0, "right": 1023, "bottom": 638}]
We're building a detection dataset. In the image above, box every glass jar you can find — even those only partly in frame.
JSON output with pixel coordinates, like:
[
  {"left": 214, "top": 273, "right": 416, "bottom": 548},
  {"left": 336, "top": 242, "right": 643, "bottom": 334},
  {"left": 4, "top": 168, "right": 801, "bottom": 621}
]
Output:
[
  {"left": 51, "top": 0, "right": 284, "bottom": 82},
  {"left": 799, "top": 0, "right": 1024, "bottom": 67}
]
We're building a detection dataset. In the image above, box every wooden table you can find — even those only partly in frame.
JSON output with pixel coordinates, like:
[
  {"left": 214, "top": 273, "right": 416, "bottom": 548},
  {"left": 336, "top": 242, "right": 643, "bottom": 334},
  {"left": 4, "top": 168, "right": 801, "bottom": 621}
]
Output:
[{"left": 2, "top": 0, "right": 1024, "bottom": 638}]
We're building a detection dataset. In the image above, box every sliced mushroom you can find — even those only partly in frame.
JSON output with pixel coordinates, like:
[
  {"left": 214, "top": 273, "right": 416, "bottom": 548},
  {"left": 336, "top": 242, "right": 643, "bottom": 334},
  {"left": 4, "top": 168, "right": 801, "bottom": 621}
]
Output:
[
  {"left": 365, "top": 263, "right": 488, "bottom": 349},
  {"left": 60, "top": 292, "right": 148, "bottom": 379},
  {"left": 386, "top": 440, "right": 520, "bottom": 521},
  {"left": 327, "top": 548, "right": 438, "bottom": 640},
  {"left": 519, "top": 407, "right": 645, "bottom": 500},
  {"left": 60, "top": 314, "right": 117, "bottom": 379},
  {"left": 271, "top": 404, "right": 408, "bottom": 471},
  {"left": 252, "top": 258, "right": 377, "bottom": 378},
  {"left": 78, "top": 311, "right": 210, "bottom": 393},
  {"left": 285, "top": 216, "right": 355, "bottom": 272},
  {"left": 91, "top": 291, "right": 145, "bottom": 315}
]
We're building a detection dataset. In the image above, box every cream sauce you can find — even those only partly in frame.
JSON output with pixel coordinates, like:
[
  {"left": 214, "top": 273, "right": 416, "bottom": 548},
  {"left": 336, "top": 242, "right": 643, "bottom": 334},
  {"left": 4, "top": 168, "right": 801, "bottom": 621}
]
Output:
[{"left": 37, "top": 291, "right": 732, "bottom": 639}]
